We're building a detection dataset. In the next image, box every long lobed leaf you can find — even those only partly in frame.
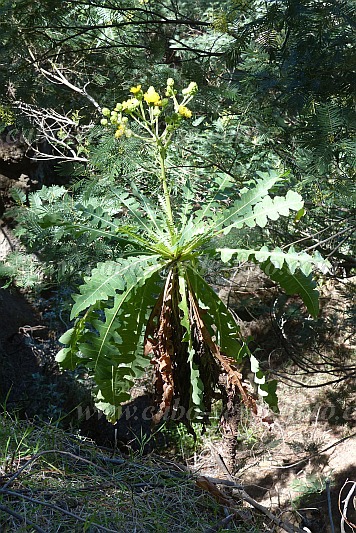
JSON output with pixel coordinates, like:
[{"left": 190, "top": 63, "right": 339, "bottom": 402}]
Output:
[{"left": 70, "top": 255, "right": 161, "bottom": 318}]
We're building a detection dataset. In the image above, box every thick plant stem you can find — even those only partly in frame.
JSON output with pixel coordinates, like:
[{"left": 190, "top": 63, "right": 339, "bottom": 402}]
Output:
[{"left": 157, "top": 144, "right": 175, "bottom": 242}]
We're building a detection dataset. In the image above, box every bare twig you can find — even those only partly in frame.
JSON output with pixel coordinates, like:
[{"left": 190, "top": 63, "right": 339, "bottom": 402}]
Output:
[
  {"left": 205, "top": 455, "right": 305, "bottom": 533},
  {"left": 233, "top": 486, "right": 305, "bottom": 533},
  {"left": 203, "top": 513, "right": 236, "bottom": 532},
  {"left": 251, "top": 432, "right": 356, "bottom": 471},
  {"left": 10, "top": 46, "right": 101, "bottom": 161},
  {"left": 14, "top": 100, "right": 90, "bottom": 162},
  {"left": 27, "top": 47, "right": 101, "bottom": 111},
  {"left": 339, "top": 480, "right": 356, "bottom": 533}
]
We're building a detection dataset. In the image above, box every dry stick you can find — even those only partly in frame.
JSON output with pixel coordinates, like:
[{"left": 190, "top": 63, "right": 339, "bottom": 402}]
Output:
[
  {"left": 1, "top": 489, "right": 118, "bottom": 533},
  {"left": 339, "top": 480, "right": 356, "bottom": 533},
  {"left": 0, "top": 503, "right": 46, "bottom": 533},
  {"left": 198, "top": 474, "right": 305, "bottom": 533},
  {"left": 203, "top": 513, "right": 236, "bottom": 533},
  {"left": 254, "top": 432, "right": 356, "bottom": 471}
]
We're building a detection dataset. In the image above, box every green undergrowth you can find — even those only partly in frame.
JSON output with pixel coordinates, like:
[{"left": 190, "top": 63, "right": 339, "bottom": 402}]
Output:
[{"left": 0, "top": 412, "right": 266, "bottom": 532}]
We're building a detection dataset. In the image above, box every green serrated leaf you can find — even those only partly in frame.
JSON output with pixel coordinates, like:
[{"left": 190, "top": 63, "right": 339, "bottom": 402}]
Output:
[
  {"left": 71, "top": 255, "right": 161, "bottom": 318},
  {"left": 58, "top": 263, "right": 163, "bottom": 421},
  {"left": 178, "top": 268, "right": 205, "bottom": 419},
  {"left": 258, "top": 380, "right": 279, "bottom": 412},
  {"left": 261, "top": 261, "right": 319, "bottom": 317},
  {"left": 218, "top": 246, "right": 329, "bottom": 278},
  {"left": 222, "top": 182, "right": 303, "bottom": 234},
  {"left": 186, "top": 266, "right": 243, "bottom": 361}
]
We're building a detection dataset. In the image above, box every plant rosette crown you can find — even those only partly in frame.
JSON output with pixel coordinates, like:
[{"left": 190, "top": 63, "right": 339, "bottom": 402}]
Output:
[{"left": 57, "top": 79, "right": 328, "bottom": 428}]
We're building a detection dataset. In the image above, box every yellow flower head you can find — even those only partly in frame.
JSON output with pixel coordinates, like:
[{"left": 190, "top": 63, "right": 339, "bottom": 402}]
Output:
[
  {"left": 144, "top": 86, "right": 161, "bottom": 106},
  {"left": 130, "top": 84, "right": 142, "bottom": 95},
  {"left": 115, "top": 124, "right": 126, "bottom": 138},
  {"left": 178, "top": 105, "right": 192, "bottom": 119}
]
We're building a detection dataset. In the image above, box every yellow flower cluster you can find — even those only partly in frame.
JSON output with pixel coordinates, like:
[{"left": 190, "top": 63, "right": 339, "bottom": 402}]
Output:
[
  {"left": 100, "top": 79, "right": 198, "bottom": 141},
  {"left": 114, "top": 124, "right": 126, "bottom": 138},
  {"left": 178, "top": 105, "right": 192, "bottom": 118},
  {"left": 143, "top": 86, "right": 161, "bottom": 106}
]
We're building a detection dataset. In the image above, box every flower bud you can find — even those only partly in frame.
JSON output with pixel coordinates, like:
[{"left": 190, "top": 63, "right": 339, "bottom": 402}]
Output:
[
  {"left": 102, "top": 107, "right": 111, "bottom": 116},
  {"left": 115, "top": 125, "right": 126, "bottom": 138},
  {"left": 182, "top": 82, "right": 198, "bottom": 96}
]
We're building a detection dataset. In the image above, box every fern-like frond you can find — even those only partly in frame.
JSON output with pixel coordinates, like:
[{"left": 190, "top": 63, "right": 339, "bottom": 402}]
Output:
[{"left": 221, "top": 188, "right": 303, "bottom": 234}]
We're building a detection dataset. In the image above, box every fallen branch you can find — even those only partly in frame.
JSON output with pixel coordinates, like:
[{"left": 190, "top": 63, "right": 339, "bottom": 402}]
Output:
[
  {"left": 203, "top": 512, "right": 236, "bottom": 533},
  {"left": 339, "top": 480, "right": 356, "bottom": 533},
  {"left": 234, "top": 485, "right": 306, "bottom": 533}
]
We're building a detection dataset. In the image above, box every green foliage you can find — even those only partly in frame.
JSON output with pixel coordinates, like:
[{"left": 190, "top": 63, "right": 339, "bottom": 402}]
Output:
[
  {"left": 1, "top": 0, "right": 351, "bottom": 428},
  {"left": 53, "top": 81, "right": 325, "bottom": 424},
  {"left": 0, "top": 251, "right": 44, "bottom": 289}
]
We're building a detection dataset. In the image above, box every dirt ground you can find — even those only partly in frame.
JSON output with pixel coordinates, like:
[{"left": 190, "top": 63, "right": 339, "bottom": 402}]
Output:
[{"left": 188, "top": 268, "right": 356, "bottom": 533}]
